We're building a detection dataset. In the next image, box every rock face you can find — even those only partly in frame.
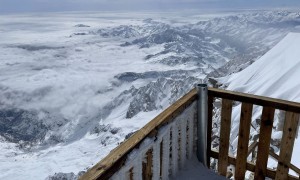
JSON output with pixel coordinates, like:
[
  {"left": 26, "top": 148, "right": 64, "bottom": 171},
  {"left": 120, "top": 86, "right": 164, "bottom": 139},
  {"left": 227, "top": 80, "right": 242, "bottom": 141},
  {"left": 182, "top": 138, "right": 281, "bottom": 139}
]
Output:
[
  {"left": 1, "top": 10, "right": 300, "bottom": 180},
  {"left": 74, "top": 24, "right": 90, "bottom": 28},
  {"left": 2, "top": 11, "right": 300, "bottom": 147},
  {"left": 46, "top": 171, "right": 85, "bottom": 180},
  {"left": 0, "top": 109, "right": 47, "bottom": 143}
]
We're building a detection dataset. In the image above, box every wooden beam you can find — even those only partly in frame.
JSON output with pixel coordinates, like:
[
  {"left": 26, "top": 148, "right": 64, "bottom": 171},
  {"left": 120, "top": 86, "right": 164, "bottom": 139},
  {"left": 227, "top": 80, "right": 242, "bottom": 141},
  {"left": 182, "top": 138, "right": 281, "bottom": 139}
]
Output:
[
  {"left": 129, "top": 167, "right": 133, "bottom": 180},
  {"left": 218, "top": 99, "right": 233, "bottom": 176},
  {"left": 235, "top": 103, "right": 253, "bottom": 180},
  {"left": 79, "top": 88, "right": 197, "bottom": 180},
  {"left": 207, "top": 95, "right": 214, "bottom": 166},
  {"left": 269, "top": 150, "right": 300, "bottom": 176},
  {"left": 143, "top": 149, "right": 153, "bottom": 180},
  {"left": 210, "top": 149, "right": 298, "bottom": 180},
  {"left": 275, "top": 112, "right": 300, "bottom": 180},
  {"left": 208, "top": 88, "right": 300, "bottom": 113},
  {"left": 254, "top": 107, "right": 275, "bottom": 180},
  {"left": 247, "top": 140, "right": 258, "bottom": 157}
]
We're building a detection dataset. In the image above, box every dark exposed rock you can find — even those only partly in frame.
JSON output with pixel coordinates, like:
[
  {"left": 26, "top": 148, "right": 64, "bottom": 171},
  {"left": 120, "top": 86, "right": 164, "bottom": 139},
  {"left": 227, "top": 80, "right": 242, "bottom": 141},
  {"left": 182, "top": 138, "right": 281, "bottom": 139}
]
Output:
[
  {"left": 74, "top": 24, "right": 90, "bottom": 27},
  {"left": 14, "top": 45, "right": 64, "bottom": 51},
  {"left": 125, "top": 131, "right": 136, "bottom": 139},
  {"left": 46, "top": 171, "right": 85, "bottom": 180},
  {"left": 0, "top": 109, "right": 47, "bottom": 143}
]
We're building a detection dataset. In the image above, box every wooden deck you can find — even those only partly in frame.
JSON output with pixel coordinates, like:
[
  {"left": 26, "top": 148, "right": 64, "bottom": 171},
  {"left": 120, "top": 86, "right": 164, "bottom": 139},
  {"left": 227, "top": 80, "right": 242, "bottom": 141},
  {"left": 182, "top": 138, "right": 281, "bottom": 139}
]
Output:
[{"left": 80, "top": 87, "right": 300, "bottom": 180}]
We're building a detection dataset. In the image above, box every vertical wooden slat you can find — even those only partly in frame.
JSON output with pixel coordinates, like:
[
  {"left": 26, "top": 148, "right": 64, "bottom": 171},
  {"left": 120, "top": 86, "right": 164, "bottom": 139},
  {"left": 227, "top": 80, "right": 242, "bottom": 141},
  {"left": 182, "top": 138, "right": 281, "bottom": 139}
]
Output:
[
  {"left": 162, "top": 129, "right": 171, "bottom": 179},
  {"left": 129, "top": 168, "right": 134, "bottom": 180},
  {"left": 275, "top": 112, "right": 300, "bottom": 180},
  {"left": 235, "top": 102, "right": 253, "bottom": 179},
  {"left": 188, "top": 116, "right": 194, "bottom": 159},
  {"left": 142, "top": 149, "right": 153, "bottom": 180},
  {"left": 254, "top": 106, "right": 275, "bottom": 180},
  {"left": 207, "top": 95, "right": 214, "bottom": 166},
  {"left": 133, "top": 156, "right": 143, "bottom": 180},
  {"left": 180, "top": 117, "right": 187, "bottom": 168},
  {"left": 218, "top": 99, "right": 233, "bottom": 176},
  {"left": 171, "top": 123, "right": 179, "bottom": 176},
  {"left": 153, "top": 142, "right": 161, "bottom": 180}
]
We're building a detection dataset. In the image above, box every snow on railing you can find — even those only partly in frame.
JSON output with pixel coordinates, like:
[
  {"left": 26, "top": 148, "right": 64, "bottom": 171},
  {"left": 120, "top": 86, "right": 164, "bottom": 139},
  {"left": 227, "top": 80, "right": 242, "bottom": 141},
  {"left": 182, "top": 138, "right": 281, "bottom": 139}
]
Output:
[
  {"left": 110, "top": 102, "right": 196, "bottom": 180},
  {"left": 207, "top": 87, "right": 300, "bottom": 180},
  {"left": 80, "top": 86, "right": 300, "bottom": 180},
  {"left": 80, "top": 88, "right": 198, "bottom": 180}
]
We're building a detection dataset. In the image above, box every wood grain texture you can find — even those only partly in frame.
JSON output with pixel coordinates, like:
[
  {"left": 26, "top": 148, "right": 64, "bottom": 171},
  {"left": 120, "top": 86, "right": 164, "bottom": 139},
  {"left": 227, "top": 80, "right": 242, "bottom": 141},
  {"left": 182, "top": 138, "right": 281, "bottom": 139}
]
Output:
[
  {"left": 254, "top": 107, "right": 275, "bottom": 180},
  {"left": 247, "top": 140, "right": 258, "bottom": 157},
  {"left": 269, "top": 150, "right": 300, "bottom": 175},
  {"left": 79, "top": 89, "right": 197, "bottom": 180},
  {"left": 210, "top": 149, "right": 298, "bottom": 180},
  {"left": 235, "top": 103, "right": 253, "bottom": 180},
  {"left": 275, "top": 112, "right": 299, "bottom": 180},
  {"left": 208, "top": 87, "right": 300, "bottom": 113},
  {"left": 143, "top": 149, "right": 153, "bottom": 180},
  {"left": 218, "top": 99, "right": 233, "bottom": 176}
]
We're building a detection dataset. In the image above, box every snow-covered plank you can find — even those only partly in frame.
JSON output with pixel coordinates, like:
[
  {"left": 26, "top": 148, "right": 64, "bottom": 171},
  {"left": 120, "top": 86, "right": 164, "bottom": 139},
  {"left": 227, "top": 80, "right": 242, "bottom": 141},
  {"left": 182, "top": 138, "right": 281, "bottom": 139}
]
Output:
[
  {"left": 81, "top": 89, "right": 197, "bottom": 180},
  {"left": 143, "top": 149, "right": 153, "bottom": 180},
  {"left": 152, "top": 141, "right": 161, "bottom": 180},
  {"left": 171, "top": 123, "right": 179, "bottom": 176},
  {"left": 254, "top": 106, "right": 275, "bottom": 180},
  {"left": 218, "top": 99, "right": 233, "bottom": 176},
  {"left": 235, "top": 102, "right": 253, "bottom": 179},
  {"left": 162, "top": 128, "right": 171, "bottom": 180},
  {"left": 187, "top": 115, "right": 194, "bottom": 159},
  {"left": 180, "top": 117, "right": 187, "bottom": 168},
  {"left": 133, "top": 157, "right": 143, "bottom": 180},
  {"left": 275, "top": 112, "right": 300, "bottom": 180}
]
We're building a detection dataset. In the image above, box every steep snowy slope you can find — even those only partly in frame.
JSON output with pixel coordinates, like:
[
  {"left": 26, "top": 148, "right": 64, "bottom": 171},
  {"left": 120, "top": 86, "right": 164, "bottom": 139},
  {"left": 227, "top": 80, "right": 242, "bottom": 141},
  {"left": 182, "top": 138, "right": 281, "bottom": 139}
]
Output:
[
  {"left": 223, "top": 33, "right": 300, "bottom": 101},
  {"left": 220, "top": 33, "right": 300, "bottom": 173},
  {"left": 1, "top": 11, "right": 300, "bottom": 179}
]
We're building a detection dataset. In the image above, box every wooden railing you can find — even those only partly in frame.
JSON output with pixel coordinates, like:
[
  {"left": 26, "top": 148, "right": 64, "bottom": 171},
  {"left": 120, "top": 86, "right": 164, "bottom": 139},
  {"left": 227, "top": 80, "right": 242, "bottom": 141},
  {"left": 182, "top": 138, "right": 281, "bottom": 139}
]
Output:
[
  {"left": 80, "top": 87, "right": 300, "bottom": 180},
  {"left": 208, "top": 87, "right": 300, "bottom": 180},
  {"left": 80, "top": 89, "right": 198, "bottom": 180}
]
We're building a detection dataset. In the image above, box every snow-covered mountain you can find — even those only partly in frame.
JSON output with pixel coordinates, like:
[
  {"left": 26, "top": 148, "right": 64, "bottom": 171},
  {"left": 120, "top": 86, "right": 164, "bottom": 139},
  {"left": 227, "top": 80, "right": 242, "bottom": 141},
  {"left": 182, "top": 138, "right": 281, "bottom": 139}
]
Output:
[
  {"left": 219, "top": 32, "right": 300, "bottom": 175},
  {"left": 0, "top": 10, "right": 300, "bottom": 179}
]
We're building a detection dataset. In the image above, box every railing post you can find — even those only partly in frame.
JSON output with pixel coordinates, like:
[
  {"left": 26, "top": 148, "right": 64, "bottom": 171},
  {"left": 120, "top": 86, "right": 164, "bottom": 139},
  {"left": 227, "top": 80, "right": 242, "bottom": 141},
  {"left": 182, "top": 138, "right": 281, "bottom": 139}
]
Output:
[{"left": 196, "top": 83, "right": 208, "bottom": 167}]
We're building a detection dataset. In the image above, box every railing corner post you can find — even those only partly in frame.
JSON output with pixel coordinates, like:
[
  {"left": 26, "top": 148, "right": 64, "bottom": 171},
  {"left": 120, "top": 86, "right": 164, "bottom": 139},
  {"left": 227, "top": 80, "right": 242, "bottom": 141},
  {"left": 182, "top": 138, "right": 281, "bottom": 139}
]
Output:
[{"left": 196, "top": 83, "right": 208, "bottom": 167}]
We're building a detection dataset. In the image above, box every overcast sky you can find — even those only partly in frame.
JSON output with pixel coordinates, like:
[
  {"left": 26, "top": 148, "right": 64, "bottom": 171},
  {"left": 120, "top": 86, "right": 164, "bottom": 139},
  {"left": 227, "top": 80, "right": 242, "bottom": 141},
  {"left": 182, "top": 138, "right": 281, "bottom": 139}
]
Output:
[{"left": 0, "top": 0, "right": 300, "bottom": 13}]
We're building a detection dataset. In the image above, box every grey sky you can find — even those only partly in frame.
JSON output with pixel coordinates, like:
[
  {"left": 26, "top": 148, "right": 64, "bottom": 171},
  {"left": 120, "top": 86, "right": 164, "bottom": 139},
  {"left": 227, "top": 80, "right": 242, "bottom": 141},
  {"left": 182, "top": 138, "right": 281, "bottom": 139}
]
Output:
[{"left": 0, "top": 0, "right": 300, "bottom": 13}]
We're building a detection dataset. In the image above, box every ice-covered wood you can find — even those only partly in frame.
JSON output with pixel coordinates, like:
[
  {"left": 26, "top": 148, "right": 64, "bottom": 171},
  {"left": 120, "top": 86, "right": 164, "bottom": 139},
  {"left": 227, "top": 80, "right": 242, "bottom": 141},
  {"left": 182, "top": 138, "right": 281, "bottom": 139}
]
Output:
[
  {"left": 80, "top": 89, "right": 197, "bottom": 180},
  {"left": 108, "top": 102, "right": 196, "bottom": 180},
  {"left": 162, "top": 128, "right": 171, "bottom": 180},
  {"left": 171, "top": 121, "right": 179, "bottom": 176},
  {"left": 152, "top": 141, "right": 161, "bottom": 180},
  {"left": 180, "top": 116, "right": 187, "bottom": 169},
  {"left": 188, "top": 115, "right": 194, "bottom": 159}
]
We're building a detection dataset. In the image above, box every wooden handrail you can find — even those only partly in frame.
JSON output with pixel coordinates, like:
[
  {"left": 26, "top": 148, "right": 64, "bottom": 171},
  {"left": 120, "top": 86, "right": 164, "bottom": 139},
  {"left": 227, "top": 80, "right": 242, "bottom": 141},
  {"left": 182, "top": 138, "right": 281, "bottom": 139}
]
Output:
[
  {"left": 80, "top": 87, "right": 300, "bottom": 180},
  {"left": 269, "top": 149, "right": 300, "bottom": 175},
  {"left": 208, "top": 87, "right": 300, "bottom": 180},
  {"left": 208, "top": 87, "right": 300, "bottom": 113},
  {"left": 80, "top": 88, "right": 197, "bottom": 180}
]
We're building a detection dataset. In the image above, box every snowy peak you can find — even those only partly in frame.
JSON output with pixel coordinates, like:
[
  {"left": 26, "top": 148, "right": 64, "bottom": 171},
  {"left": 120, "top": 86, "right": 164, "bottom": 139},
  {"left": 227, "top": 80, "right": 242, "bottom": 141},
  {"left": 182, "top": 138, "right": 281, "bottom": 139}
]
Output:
[{"left": 222, "top": 33, "right": 300, "bottom": 102}]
